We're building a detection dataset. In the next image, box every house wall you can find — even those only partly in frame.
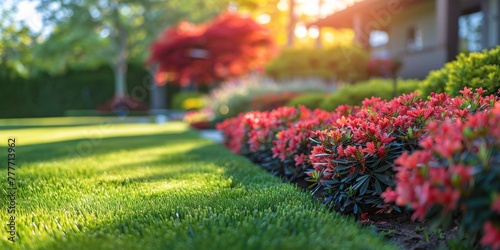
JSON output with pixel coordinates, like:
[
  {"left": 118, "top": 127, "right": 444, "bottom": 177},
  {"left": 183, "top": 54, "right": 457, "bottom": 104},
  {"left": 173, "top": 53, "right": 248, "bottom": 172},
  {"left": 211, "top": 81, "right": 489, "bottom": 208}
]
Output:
[
  {"left": 383, "top": 0, "right": 447, "bottom": 79},
  {"left": 485, "top": 0, "right": 500, "bottom": 49}
]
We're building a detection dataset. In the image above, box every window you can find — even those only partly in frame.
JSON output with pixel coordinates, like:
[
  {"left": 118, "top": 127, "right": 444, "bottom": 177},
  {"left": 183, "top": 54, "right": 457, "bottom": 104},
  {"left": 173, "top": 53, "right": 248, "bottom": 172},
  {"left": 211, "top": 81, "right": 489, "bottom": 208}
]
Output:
[
  {"left": 369, "top": 30, "right": 389, "bottom": 48},
  {"left": 406, "top": 26, "right": 423, "bottom": 52},
  {"left": 459, "top": 11, "right": 483, "bottom": 52}
]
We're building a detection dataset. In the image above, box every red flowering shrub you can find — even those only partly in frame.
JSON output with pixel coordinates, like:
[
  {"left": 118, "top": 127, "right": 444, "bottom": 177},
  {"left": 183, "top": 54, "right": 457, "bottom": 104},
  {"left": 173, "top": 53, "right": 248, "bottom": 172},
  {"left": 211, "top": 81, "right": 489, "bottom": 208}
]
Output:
[
  {"left": 218, "top": 85, "right": 500, "bottom": 249},
  {"left": 271, "top": 108, "right": 335, "bottom": 180},
  {"left": 184, "top": 108, "right": 214, "bottom": 130},
  {"left": 97, "top": 96, "right": 149, "bottom": 113},
  {"left": 307, "top": 89, "right": 485, "bottom": 215},
  {"left": 382, "top": 88, "right": 500, "bottom": 248},
  {"left": 216, "top": 113, "right": 247, "bottom": 154},
  {"left": 217, "top": 106, "right": 312, "bottom": 174}
]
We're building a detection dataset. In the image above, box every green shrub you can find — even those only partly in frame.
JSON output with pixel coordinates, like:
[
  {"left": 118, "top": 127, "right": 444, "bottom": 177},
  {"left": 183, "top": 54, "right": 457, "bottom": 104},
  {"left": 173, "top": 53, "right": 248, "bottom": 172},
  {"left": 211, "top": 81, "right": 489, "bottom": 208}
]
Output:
[
  {"left": 0, "top": 62, "right": 159, "bottom": 118},
  {"left": 250, "top": 92, "right": 302, "bottom": 111},
  {"left": 286, "top": 93, "right": 327, "bottom": 109},
  {"left": 171, "top": 91, "right": 205, "bottom": 111},
  {"left": 265, "top": 46, "right": 369, "bottom": 83},
  {"left": 419, "top": 46, "right": 500, "bottom": 97},
  {"left": 319, "top": 78, "right": 421, "bottom": 111},
  {"left": 207, "top": 77, "right": 330, "bottom": 120}
]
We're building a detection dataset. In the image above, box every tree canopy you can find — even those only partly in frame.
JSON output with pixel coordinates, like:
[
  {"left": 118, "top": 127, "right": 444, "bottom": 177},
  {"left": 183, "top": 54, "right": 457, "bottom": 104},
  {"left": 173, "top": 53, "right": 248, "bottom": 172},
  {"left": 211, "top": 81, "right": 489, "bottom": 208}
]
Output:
[
  {"left": 0, "top": 4, "right": 39, "bottom": 78},
  {"left": 31, "top": 0, "right": 231, "bottom": 98}
]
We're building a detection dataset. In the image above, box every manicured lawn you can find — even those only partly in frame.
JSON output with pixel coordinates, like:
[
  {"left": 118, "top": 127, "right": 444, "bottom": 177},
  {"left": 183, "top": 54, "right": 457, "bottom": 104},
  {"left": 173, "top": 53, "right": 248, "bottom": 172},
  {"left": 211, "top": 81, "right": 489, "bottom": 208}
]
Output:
[{"left": 1, "top": 119, "right": 396, "bottom": 249}]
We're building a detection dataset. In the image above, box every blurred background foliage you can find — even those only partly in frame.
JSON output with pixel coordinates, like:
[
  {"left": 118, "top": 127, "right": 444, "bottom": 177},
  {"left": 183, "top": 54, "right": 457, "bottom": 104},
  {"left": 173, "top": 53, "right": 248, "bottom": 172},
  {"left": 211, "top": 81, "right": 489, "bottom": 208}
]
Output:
[
  {"left": 7, "top": 0, "right": 483, "bottom": 120},
  {"left": 265, "top": 46, "right": 369, "bottom": 83},
  {"left": 1, "top": 0, "right": 362, "bottom": 119}
]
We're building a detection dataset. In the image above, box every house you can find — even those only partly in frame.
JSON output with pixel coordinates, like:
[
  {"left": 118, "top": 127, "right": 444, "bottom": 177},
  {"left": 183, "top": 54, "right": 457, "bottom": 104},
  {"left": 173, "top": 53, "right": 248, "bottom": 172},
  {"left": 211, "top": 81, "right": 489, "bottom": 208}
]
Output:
[{"left": 310, "top": 0, "right": 500, "bottom": 79}]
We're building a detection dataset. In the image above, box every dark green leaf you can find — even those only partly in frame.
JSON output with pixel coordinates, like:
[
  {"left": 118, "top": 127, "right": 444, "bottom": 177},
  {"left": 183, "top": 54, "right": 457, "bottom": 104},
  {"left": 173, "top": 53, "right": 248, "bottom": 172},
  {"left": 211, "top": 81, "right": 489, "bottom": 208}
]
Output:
[
  {"left": 359, "top": 178, "right": 370, "bottom": 195},
  {"left": 374, "top": 173, "right": 394, "bottom": 186},
  {"left": 374, "top": 179, "right": 382, "bottom": 194}
]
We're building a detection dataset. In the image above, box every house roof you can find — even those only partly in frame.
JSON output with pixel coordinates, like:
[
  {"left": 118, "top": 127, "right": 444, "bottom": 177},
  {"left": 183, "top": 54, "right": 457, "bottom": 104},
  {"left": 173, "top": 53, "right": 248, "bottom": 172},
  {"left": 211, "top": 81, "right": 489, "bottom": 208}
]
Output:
[{"left": 308, "top": 0, "right": 428, "bottom": 29}]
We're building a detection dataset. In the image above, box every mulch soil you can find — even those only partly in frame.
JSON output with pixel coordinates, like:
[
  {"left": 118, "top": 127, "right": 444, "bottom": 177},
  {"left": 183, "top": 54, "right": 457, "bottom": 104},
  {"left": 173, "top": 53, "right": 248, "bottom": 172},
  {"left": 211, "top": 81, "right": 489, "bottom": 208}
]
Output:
[{"left": 291, "top": 178, "right": 463, "bottom": 250}]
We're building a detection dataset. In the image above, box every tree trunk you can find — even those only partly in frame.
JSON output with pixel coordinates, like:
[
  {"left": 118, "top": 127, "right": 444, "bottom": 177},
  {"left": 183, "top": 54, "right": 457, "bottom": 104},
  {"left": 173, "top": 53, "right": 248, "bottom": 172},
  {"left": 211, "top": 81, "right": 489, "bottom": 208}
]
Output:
[
  {"left": 114, "top": 34, "right": 128, "bottom": 98},
  {"left": 110, "top": 1, "right": 129, "bottom": 99}
]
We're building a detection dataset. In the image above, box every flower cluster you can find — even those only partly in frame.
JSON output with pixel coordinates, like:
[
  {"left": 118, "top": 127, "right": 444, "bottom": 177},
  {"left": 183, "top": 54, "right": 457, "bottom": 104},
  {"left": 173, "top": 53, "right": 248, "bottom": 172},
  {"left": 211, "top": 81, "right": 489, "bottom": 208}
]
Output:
[
  {"left": 217, "top": 87, "right": 500, "bottom": 247},
  {"left": 383, "top": 90, "right": 500, "bottom": 249},
  {"left": 308, "top": 93, "right": 455, "bottom": 213},
  {"left": 217, "top": 106, "right": 313, "bottom": 174},
  {"left": 184, "top": 108, "right": 215, "bottom": 129},
  {"left": 271, "top": 108, "right": 335, "bottom": 179},
  {"left": 216, "top": 113, "right": 247, "bottom": 153}
]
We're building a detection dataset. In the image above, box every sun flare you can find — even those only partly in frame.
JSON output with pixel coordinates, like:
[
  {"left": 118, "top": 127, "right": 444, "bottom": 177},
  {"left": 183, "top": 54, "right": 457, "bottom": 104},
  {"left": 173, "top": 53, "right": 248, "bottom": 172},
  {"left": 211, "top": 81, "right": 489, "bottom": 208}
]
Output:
[{"left": 293, "top": 0, "right": 365, "bottom": 17}]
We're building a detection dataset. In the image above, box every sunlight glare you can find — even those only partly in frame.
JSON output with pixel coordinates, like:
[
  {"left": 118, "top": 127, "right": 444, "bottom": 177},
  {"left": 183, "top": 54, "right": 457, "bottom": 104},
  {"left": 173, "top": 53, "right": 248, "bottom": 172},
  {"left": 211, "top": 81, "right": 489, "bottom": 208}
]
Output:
[
  {"left": 325, "top": 32, "right": 335, "bottom": 42},
  {"left": 295, "top": 0, "right": 366, "bottom": 17},
  {"left": 256, "top": 13, "right": 271, "bottom": 24},
  {"left": 294, "top": 22, "right": 308, "bottom": 38},
  {"left": 308, "top": 26, "right": 320, "bottom": 39},
  {"left": 277, "top": 0, "right": 288, "bottom": 11}
]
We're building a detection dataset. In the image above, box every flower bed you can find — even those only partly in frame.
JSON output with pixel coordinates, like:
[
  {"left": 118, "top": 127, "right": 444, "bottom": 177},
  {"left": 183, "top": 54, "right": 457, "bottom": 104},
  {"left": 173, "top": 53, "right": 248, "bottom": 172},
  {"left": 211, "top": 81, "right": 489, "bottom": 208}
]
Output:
[{"left": 217, "top": 87, "right": 500, "bottom": 248}]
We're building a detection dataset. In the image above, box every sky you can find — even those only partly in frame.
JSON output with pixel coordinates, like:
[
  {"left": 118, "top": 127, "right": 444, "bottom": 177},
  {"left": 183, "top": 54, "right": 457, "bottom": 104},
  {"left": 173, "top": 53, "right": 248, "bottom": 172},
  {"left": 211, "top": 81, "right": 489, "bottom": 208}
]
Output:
[
  {"left": 6, "top": 0, "right": 362, "bottom": 33},
  {"left": 5, "top": 0, "right": 43, "bottom": 32}
]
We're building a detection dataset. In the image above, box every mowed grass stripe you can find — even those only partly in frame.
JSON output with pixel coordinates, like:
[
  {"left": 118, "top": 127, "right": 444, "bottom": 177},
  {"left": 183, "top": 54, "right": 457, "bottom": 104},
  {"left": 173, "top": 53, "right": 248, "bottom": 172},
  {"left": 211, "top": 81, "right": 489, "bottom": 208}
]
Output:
[{"left": 1, "top": 122, "right": 396, "bottom": 250}]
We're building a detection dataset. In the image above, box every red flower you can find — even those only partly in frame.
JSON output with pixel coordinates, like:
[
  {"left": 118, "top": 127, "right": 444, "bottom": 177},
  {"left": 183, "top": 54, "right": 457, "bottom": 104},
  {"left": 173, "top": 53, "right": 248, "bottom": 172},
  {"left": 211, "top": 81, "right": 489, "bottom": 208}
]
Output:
[
  {"left": 363, "top": 142, "right": 376, "bottom": 155},
  {"left": 459, "top": 87, "right": 473, "bottom": 98},
  {"left": 491, "top": 194, "right": 500, "bottom": 213},
  {"left": 481, "top": 222, "right": 500, "bottom": 250},
  {"left": 381, "top": 188, "right": 398, "bottom": 203}
]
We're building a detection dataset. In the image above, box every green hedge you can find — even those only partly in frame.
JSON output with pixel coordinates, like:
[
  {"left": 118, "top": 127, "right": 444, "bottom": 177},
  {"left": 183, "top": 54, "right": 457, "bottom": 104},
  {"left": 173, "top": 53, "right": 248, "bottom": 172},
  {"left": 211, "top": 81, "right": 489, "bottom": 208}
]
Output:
[
  {"left": 285, "top": 93, "right": 328, "bottom": 110},
  {"left": 0, "top": 63, "right": 182, "bottom": 118},
  {"left": 265, "top": 46, "right": 369, "bottom": 83},
  {"left": 319, "top": 78, "right": 421, "bottom": 111},
  {"left": 419, "top": 46, "right": 500, "bottom": 97}
]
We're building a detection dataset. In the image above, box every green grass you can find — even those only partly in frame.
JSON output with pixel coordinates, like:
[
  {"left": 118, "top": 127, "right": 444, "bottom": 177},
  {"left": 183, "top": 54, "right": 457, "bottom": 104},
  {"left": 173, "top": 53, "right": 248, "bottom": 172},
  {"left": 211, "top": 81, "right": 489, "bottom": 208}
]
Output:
[{"left": 1, "top": 120, "right": 397, "bottom": 250}]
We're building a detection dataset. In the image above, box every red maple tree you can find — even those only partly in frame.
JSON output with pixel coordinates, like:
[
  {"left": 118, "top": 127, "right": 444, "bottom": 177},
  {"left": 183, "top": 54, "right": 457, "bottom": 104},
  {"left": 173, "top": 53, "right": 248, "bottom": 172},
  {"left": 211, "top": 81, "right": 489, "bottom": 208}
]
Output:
[{"left": 147, "top": 12, "right": 276, "bottom": 86}]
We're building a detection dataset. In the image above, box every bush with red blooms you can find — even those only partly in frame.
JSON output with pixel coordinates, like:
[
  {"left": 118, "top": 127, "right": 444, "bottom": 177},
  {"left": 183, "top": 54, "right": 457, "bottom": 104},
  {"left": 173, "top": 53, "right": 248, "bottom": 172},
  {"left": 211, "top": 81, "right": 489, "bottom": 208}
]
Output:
[
  {"left": 217, "top": 106, "right": 315, "bottom": 175},
  {"left": 272, "top": 108, "right": 339, "bottom": 180},
  {"left": 183, "top": 108, "right": 214, "bottom": 130},
  {"left": 307, "top": 91, "right": 479, "bottom": 214},
  {"left": 216, "top": 113, "right": 247, "bottom": 154},
  {"left": 96, "top": 96, "right": 149, "bottom": 113},
  {"left": 217, "top": 87, "right": 500, "bottom": 247},
  {"left": 382, "top": 88, "right": 500, "bottom": 249}
]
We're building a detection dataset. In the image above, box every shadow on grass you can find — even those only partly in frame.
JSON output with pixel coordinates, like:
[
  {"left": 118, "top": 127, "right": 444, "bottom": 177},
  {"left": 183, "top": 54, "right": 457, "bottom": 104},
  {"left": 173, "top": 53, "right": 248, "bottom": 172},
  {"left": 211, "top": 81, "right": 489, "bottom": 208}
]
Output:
[
  {"left": 0, "top": 129, "right": 203, "bottom": 167},
  {"left": 30, "top": 144, "right": 296, "bottom": 250},
  {"left": 92, "top": 142, "right": 252, "bottom": 185},
  {"left": 3, "top": 126, "right": 392, "bottom": 250}
]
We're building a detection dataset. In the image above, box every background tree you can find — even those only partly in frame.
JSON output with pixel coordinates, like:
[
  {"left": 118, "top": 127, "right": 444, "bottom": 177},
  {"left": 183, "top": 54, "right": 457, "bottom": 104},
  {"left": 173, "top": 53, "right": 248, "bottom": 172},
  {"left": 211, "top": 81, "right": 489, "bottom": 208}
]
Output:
[
  {"left": 0, "top": 4, "right": 40, "bottom": 78},
  {"left": 147, "top": 12, "right": 276, "bottom": 86},
  {"left": 33, "top": 0, "right": 231, "bottom": 99},
  {"left": 230, "top": 0, "right": 355, "bottom": 48}
]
